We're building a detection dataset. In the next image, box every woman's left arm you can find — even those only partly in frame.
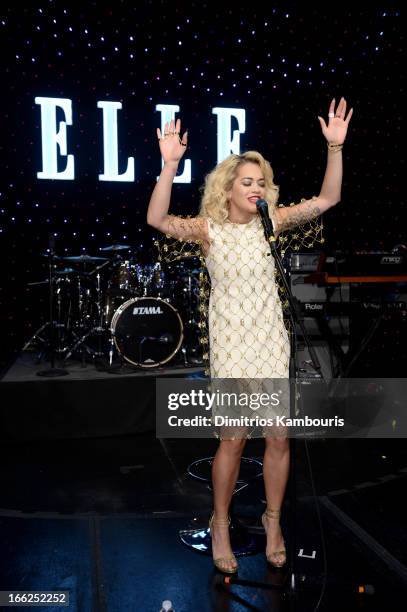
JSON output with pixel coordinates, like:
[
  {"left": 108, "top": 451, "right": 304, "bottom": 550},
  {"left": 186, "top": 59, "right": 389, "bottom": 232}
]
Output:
[{"left": 273, "top": 97, "right": 353, "bottom": 233}]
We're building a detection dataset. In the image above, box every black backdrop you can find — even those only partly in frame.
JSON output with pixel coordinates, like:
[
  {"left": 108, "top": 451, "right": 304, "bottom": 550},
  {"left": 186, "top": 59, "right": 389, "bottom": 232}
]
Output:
[{"left": 0, "top": 3, "right": 404, "bottom": 368}]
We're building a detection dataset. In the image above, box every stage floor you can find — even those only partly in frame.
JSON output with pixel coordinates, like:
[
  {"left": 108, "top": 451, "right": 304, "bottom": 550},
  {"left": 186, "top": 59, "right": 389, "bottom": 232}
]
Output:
[
  {"left": 1, "top": 355, "right": 407, "bottom": 610},
  {"left": 0, "top": 433, "right": 406, "bottom": 611}
]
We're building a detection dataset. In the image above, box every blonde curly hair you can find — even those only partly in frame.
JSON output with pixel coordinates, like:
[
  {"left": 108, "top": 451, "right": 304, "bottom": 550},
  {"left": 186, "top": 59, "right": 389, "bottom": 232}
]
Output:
[{"left": 199, "top": 151, "right": 279, "bottom": 224}]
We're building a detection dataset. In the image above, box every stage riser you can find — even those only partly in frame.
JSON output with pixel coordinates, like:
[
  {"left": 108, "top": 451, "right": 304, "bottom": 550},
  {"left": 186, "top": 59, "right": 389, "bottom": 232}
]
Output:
[{"left": 1, "top": 377, "right": 156, "bottom": 440}]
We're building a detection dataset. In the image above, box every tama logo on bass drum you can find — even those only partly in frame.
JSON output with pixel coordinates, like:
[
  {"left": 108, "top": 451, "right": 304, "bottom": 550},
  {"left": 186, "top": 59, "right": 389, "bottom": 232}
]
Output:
[{"left": 133, "top": 306, "right": 164, "bottom": 315}]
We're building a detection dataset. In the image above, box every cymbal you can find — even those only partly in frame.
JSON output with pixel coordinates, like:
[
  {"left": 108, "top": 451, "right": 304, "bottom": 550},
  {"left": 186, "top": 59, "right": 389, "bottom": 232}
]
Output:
[
  {"left": 99, "top": 244, "right": 131, "bottom": 252},
  {"left": 62, "top": 254, "right": 109, "bottom": 263},
  {"left": 27, "top": 279, "right": 49, "bottom": 286},
  {"left": 41, "top": 253, "right": 62, "bottom": 260},
  {"left": 55, "top": 267, "right": 91, "bottom": 276},
  {"left": 55, "top": 267, "right": 76, "bottom": 274}
]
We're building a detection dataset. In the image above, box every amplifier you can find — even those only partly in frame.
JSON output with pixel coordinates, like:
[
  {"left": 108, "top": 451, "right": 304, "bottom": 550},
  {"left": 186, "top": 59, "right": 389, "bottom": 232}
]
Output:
[
  {"left": 289, "top": 252, "right": 323, "bottom": 272},
  {"left": 290, "top": 271, "right": 350, "bottom": 337}
]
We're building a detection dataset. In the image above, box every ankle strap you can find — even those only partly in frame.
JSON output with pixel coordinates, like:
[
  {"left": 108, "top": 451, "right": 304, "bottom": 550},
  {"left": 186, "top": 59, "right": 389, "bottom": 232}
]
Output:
[
  {"left": 264, "top": 508, "right": 281, "bottom": 519},
  {"left": 210, "top": 512, "right": 231, "bottom": 525}
]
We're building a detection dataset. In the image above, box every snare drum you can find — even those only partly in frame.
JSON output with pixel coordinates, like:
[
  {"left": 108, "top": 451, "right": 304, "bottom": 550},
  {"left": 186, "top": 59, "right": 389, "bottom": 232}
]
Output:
[{"left": 110, "top": 297, "right": 183, "bottom": 367}]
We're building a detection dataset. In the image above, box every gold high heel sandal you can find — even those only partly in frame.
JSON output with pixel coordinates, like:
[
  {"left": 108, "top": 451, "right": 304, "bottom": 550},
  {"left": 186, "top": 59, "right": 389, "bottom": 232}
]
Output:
[
  {"left": 209, "top": 512, "right": 238, "bottom": 574},
  {"left": 261, "top": 508, "right": 286, "bottom": 568}
]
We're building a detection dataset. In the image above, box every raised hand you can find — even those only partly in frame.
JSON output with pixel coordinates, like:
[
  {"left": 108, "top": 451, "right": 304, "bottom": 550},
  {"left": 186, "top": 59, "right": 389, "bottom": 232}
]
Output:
[
  {"left": 318, "top": 97, "right": 353, "bottom": 145},
  {"left": 157, "top": 118, "right": 188, "bottom": 164}
]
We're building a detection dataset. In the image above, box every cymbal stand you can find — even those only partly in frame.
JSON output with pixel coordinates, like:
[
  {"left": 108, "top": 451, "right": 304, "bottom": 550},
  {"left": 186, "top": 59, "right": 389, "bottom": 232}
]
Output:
[
  {"left": 37, "top": 235, "right": 69, "bottom": 377},
  {"left": 90, "top": 259, "right": 111, "bottom": 359},
  {"left": 182, "top": 272, "right": 194, "bottom": 365},
  {"left": 55, "top": 277, "right": 70, "bottom": 355},
  {"left": 106, "top": 314, "right": 122, "bottom": 370},
  {"left": 183, "top": 270, "right": 202, "bottom": 365},
  {"left": 64, "top": 270, "right": 95, "bottom": 365},
  {"left": 23, "top": 280, "right": 51, "bottom": 355},
  {"left": 94, "top": 271, "right": 105, "bottom": 357},
  {"left": 22, "top": 320, "right": 50, "bottom": 357},
  {"left": 23, "top": 277, "right": 67, "bottom": 359},
  {"left": 64, "top": 259, "right": 113, "bottom": 366}
]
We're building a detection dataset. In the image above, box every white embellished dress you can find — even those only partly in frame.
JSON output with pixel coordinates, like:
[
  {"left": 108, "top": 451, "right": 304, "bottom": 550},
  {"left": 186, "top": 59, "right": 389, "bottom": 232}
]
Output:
[{"left": 204, "top": 216, "right": 290, "bottom": 380}]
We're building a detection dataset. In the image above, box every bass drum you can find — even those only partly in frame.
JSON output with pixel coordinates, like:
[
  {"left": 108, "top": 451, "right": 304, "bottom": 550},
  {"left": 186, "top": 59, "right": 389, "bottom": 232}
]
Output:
[{"left": 110, "top": 297, "right": 183, "bottom": 367}]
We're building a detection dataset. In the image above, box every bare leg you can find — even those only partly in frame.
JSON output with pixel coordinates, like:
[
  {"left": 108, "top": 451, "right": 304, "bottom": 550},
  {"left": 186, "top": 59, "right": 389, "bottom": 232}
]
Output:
[
  {"left": 262, "top": 436, "right": 290, "bottom": 563},
  {"left": 210, "top": 437, "right": 247, "bottom": 571}
]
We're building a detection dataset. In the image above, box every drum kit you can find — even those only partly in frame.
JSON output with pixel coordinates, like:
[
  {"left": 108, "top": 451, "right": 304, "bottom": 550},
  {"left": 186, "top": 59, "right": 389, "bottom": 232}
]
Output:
[{"left": 24, "top": 244, "right": 204, "bottom": 368}]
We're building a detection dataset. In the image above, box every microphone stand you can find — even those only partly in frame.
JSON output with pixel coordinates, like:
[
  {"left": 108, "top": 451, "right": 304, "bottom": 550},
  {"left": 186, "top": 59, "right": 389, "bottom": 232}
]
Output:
[
  {"left": 256, "top": 200, "right": 324, "bottom": 604},
  {"left": 256, "top": 199, "right": 323, "bottom": 379},
  {"left": 37, "top": 235, "right": 69, "bottom": 377}
]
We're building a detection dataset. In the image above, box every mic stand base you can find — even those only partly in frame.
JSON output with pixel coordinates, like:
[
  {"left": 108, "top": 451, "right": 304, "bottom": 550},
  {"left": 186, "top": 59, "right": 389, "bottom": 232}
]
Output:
[
  {"left": 214, "top": 572, "right": 376, "bottom": 601},
  {"left": 179, "top": 515, "right": 266, "bottom": 558},
  {"left": 180, "top": 456, "right": 265, "bottom": 556}
]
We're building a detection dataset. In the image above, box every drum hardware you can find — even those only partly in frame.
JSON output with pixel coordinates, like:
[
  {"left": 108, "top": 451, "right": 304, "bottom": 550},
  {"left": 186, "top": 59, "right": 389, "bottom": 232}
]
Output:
[
  {"left": 25, "top": 254, "right": 108, "bottom": 364},
  {"left": 23, "top": 277, "right": 72, "bottom": 359},
  {"left": 25, "top": 245, "right": 205, "bottom": 369},
  {"left": 26, "top": 279, "right": 50, "bottom": 286},
  {"left": 63, "top": 323, "right": 109, "bottom": 365},
  {"left": 107, "top": 333, "right": 121, "bottom": 368},
  {"left": 22, "top": 320, "right": 52, "bottom": 357},
  {"left": 169, "top": 262, "right": 203, "bottom": 365},
  {"left": 156, "top": 256, "right": 202, "bottom": 367},
  {"left": 108, "top": 259, "right": 139, "bottom": 295},
  {"left": 40, "top": 252, "right": 63, "bottom": 261},
  {"left": 99, "top": 243, "right": 132, "bottom": 252},
  {"left": 135, "top": 263, "right": 155, "bottom": 296},
  {"left": 181, "top": 346, "right": 189, "bottom": 366},
  {"left": 36, "top": 235, "right": 69, "bottom": 377},
  {"left": 63, "top": 260, "right": 112, "bottom": 364},
  {"left": 62, "top": 254, "right": 110, "bottom": 263},
  {"left": 54, "top": 276, "right": 71, "bottom": 353},
  {"left": 54, "top": 267, "right": 78, "bottom": 275},
  {"left": 89, "top": 259, "right": 112, "bottom": 357},
  {"left": 43, "top": 256, "right": 100, "bottom": 362}
]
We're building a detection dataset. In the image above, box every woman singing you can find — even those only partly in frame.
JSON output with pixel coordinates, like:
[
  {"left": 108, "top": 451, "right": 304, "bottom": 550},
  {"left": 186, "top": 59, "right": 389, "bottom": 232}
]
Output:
[{"left": 147, "top": 97, "right": 353, "bottom": 573}]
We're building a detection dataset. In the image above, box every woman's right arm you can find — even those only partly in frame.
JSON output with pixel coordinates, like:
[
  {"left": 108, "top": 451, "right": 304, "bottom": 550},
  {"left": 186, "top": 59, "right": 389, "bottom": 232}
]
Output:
[{"left": 147, "top": 118, "right": 209, "bottom": 244}]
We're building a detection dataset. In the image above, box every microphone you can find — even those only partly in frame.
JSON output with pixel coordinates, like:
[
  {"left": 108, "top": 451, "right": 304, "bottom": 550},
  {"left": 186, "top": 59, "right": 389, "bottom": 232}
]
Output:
[{"left": 255, "top": 199, "right": 275, "bottom": 243}]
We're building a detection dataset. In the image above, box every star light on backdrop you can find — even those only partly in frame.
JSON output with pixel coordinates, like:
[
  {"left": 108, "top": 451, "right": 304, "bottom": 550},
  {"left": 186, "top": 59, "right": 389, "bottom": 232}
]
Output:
[{"left": 0, "top": 3, "right": 403, "bottom": 362}]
